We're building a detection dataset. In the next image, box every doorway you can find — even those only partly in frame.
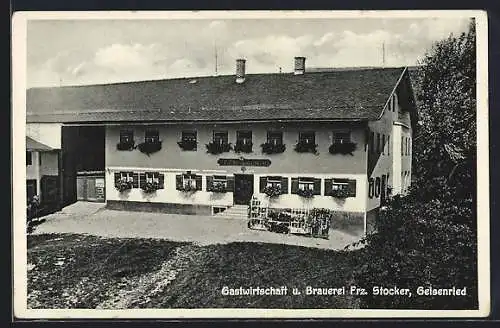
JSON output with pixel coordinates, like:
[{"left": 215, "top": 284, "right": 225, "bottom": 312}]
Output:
[{"left": 233, "top": 174, "right": 254, "bottom": 205}]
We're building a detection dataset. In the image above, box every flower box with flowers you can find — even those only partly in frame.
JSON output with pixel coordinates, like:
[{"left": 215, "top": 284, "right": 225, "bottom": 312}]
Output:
[
  {"left": 211, "top": 182, "right": 227, "bottom": 193},
  {"left": 327, "top": 189, "right": 350, "bottom": 198},
  {"left": 294, "top": 142, "right": 318, "bottom": 154},
  {"left": 138, "top": 140, "right": 162, "bottom": 155},
  {"left": 260, "top": 142, "right": 286, "bottom": 154},
  {"left": 263, "top": 185, "right": 282, "bottom": 197},
  {"left": 177, "top": 139, "right": 197, "bottom": 151},
  {"left": 296, "top": 188, "right": 315, "bottom": 198},
  {"left": 115, "top": 180, "right": 133, "bottom": 192},
  {"left": 177, "top": 184, "right": 198, "bottom": 193},
  {"left": 234, "top": 140, "right": 253, "bottom": 153},
  {"left": 141, "top": 181, "right": 160, "bottom": 193},
  {"left": 205, "top": 142, "right": 232, "bottom": 154},
  {"left": 116, "top": 140, "right": 135, "bottom": 151},
  {"left": 328, "top": 142, "right": 356, "bottom": 155}
]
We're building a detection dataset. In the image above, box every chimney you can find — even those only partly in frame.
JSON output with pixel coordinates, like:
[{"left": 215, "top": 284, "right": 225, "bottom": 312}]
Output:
[
  {"left": 294, "top": 56, "right": 306, "bottom": 75},
  {"left": 236, "top": 59, "right": 246, "bottom": 83}
]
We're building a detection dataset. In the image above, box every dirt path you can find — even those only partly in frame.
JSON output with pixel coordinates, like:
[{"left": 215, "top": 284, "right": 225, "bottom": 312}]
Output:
[{"left": 95, "top": 244, "right": 200, "bottom": 309}]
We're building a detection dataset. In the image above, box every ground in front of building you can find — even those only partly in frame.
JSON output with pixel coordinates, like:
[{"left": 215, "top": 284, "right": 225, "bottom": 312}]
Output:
[{"left": 31, "top": 202, "right": 362, "bottom": 250}]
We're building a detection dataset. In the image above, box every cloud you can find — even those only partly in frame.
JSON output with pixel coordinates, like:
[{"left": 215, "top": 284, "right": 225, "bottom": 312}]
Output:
[{"left": 27, "top": 18, "right": 472, "bottom": 87}]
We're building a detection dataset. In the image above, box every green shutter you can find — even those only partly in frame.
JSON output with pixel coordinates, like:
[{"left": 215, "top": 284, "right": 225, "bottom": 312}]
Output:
[
  {"left": 324, "top": 179, "right": 332, "bottom": 196},
  {"left": 132, "top": 173, "right": 139, "bottom": 188},
  {"left": 368, "top": 178, "right": 374, "bottom": 198},
  {"left": 158, "top": 173, "right": 165, "bottom": 189},
  {"left": 291, "top": 178, "right": 299, "bottom": 194},
  {"left": 348, "top": 179, "right": 357, "bottom": 197},
  {"left": 206, "top": 176, "right": 214, "bottom": 191},
  {"left": 280, "top": 177, "right": 288, "bottom": 194},
  {"left": 375, "top": 177, "right": 381, "bottom": 198},
  {"left": 139, "top": 173, "right": 146, "bottom": 188},
  {"left": 195, "top": 175, "right": 203, "bottom": 190},
  {"left": 226, "top": 176, "right": 235, "bottom": 192},
  {"left": 259, "top": 176, "right": 267, "bottom": 193},
  {"left": 114, "top": 173, "right": 120, "bottom": 184},
  {"left": 313, "top": 178, "right": 321, "bottom": 195},
  {"left": 175, "top": 174, "right": 183, "bottom": 190}
]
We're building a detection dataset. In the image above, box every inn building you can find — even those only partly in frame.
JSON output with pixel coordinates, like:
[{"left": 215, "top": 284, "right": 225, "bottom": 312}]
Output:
[{"left": 26, "top": 57, "right": 417, "bottom": 235}]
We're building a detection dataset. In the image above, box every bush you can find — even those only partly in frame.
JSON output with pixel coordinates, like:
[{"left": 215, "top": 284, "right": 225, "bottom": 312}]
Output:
[
  {"left": 328, "top": 142, "right": 356, "bottom": 155},
  {"left": 350, "top": 194, "right": 477, "bottom": 309},
  {"left": 294, "top": 142, "right": 318, "bottom": 154},
  {"left": 206, "top": 142, "right": 231, "bottom": 154},
  {"left": 137, "top": 141, "right": 162, "bottom": 155},
  {"left": 260, "top": 142, "right": 286, "bottom": 154},
  {"left": 115, "top": 180, "right": 132, "bottom": 192},
  {"left": 141, "top": 181, "right": 160, "bottom": 193},
  {"left": 263, "top": 185, "right": 282, "bottom": 197}
]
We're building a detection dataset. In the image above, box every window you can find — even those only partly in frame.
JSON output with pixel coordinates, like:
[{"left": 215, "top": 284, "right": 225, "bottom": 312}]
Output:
[
  {"left": 409, "top": 137, "right": 411, "bottom": 155},
  {"left": 266, "top": 176, "right": 283, "bottom": 189},
  {"left": 182, "top": 131, "right": 197, "bottom": 143},
  {"left": 236, "top": 131, "right": 252, "bottom": 145},
  {"left": 145, "top": 172, "right": 159, "bottom": 184},
  {"left": 26, "top": 151, "right": 32, "bottom": 166},
  {"left": 298, "top": 177, "right": 315, "bottom": 191},
  {"left": 39, "top": 153, "right": 42, "bottom": 166},
  {"left": 376, "top": 133, "right": 381, "bottom": 154},
  {"left": 392, "top": 94, "right": 396, "bottom": 112},
  {"left": 387, "top": 135, "right": 390, "bottom": 155},
  {"left": 213, "top": 131, "right": 229, "bottom": 145},
  {"left": 332, "top": 131, "right": 351, "bottom": 144},
  {"left": 267, "top": 131, "right": 283, "bottom": 145},
  {"left": 370, "top": 132, "right": 375, "bottom": 153},
  {"left": 401, "top": 137, "right": 404, "bottom": 155},
  {"left": 145, "top": 129, "right": 159, "bottom": 143},
  {"left": 182, "top": 173, "right": 197, "bottom": 189},
  {"left": 120, "top": 130, "right": 134, "bottom": 144},
  {"left": 180, "top": 131, "right": 197, "bottom": 151},
  {"left": 331, "top": 179, "right": 349, "bottom": 192},
  {"left": 382, "top": 134, "right": 386, "bottom": 154},
  {"left": 120, "top": 171, "right": 134, "bottom": 183},
  {"left": 299, "top": 131, "right": 315, "bottom": 145},
  {"left": 213, "top": 175, "right": 228, "bottom": 188}
]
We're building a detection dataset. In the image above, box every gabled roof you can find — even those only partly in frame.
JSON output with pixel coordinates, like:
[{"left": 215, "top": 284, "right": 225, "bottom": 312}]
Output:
[
  {"left": 26, "top": 136, "right": 54, "bottom": 151},
  {"left": 26, "top": 67, "right": 407, "bottom": 124}
]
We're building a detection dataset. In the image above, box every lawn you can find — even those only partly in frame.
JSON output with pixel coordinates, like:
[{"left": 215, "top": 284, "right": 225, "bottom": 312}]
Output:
[{"left": 27, "top": 233, "right": 363, "bottom": 309}]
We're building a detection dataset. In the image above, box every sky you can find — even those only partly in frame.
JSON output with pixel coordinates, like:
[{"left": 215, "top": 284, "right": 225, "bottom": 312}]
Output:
[{"left": 26, "top": 16, "right": 472, "bottom": 88}]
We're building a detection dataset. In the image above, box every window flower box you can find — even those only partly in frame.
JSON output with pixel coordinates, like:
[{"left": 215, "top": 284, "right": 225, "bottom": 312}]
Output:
[
  {"left": 137, "top": 140, "right": 162, "bottom": 155},
  {"left": 177, "top": 184, "right": 198, "bottom": 193},
  {"left": 261, "top": 142, "right": 286, "bottom": 154},
  {"left": 328, "top": 142, "right": 356, "bottom": 155},
  {"left": 211, "top": 181, "right": 227, "bottom": 193},
  {"left": 141, "top": 181, "right": 160, "bottom": 193},
  {"left": 326, "top": 189, "right": 350, "bottom": 198},
  {"left": 234, "top": 140, "right": 253, "bottom": 153},
  {"left": 205, "top": 142, "right": 232, "bottom": 154},
  {"left": 296, "top": 188, "right": 315, "bottom": 198},
  {"left": 177, "top": 140, "right": 197, "bottom": 151},
  {"left": 294, "top": 142, "right": 318, "bottom": 154},
  {"left": 263, "top": 185, "right": 282, "bottom": 197},
  {"left": 115, "top": 180, "right": 133, "bottom": 192},
  {"left": 116, "top": 140, "right": 135, "bottom": 151}
]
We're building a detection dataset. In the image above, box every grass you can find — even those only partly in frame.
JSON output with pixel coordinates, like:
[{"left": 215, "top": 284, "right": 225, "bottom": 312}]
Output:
[{"left": 27, "top": 233, "right": 363, "bottom": 309}]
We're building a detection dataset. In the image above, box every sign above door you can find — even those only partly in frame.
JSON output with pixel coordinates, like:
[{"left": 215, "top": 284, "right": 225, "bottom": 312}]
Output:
[{"left": 217, "top": 157, "right": 271, "bottom": 167}]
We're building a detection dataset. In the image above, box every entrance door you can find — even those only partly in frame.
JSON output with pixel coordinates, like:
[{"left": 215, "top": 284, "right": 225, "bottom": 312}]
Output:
[
  {"left": 234, "top": 174, "right": 254, "bottom": 205},
  {"left": 41, "top": 175, "right": 60, "bottom": 205}
]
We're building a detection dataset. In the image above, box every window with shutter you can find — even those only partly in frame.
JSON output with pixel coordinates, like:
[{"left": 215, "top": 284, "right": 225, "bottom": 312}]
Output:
[
  {"left": 120, "top": 130, "right": 134, "bottom": 144},
  {"left": 332, "top": 131, "right": 351, "bottom": 144},
  {"left": 213, "top": 131, "right": 229, "bottom": 145},
  {"left": 145, "top": 129, "right": 159, "bottom": 143},
  {"left": 114, "top": 172, "right": 121, "bottom": 185},
  {"left": 298, "top": 177, "right": 314, "bottom": 191},
  {"left": 375, "top": 177, "right": 381, "bottom": 198},
  {"left": 376, "top": 133, "right": 380, "bottom": 154},
  {"left": 139, "top": 172, "right": 146, "bottom": 188},
  {"left": 370, "top": 132, "right": 375, "bottom": 153},
  {"left": 382, "top": 134, "right": 386, "bottom": 155},
  {"left": 299, "top": 131, "right": 315, "bottom": 145},
  {"left": 387, "top": 135, "right": 390, "bottom": 155},
  {"left": 348, "top": 179, "right": 357, "bottom": 197},
  {"left": 368, "top": 178, "right": 374, "bottom": 198},
  {"left": 267, "top": 131, "right": 283, "bottom": 145},
  {"left": 26, "top": 151, "right": 32, "bottom": 166}
]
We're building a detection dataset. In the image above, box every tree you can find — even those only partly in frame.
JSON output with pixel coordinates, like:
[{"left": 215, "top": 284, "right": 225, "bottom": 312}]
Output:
[{"left": 351, "top": 20, "right": 478, "bottom": 309}]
